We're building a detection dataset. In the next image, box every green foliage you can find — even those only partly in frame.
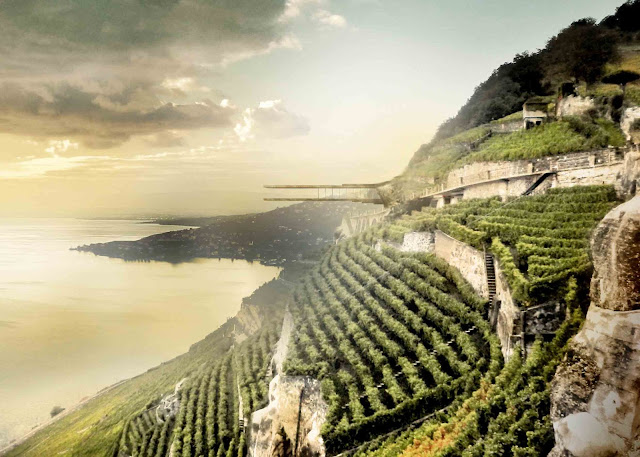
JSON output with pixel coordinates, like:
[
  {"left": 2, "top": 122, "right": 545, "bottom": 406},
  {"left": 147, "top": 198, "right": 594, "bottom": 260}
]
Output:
[
  {"left": 284, "top": 234, "right": 500, "bottom": 454},
  {"left": 490, "top": 111, "right": 523, "bottom": 124},
  {"left": 126, "top": 319, "right": 282, "bottom": 457},
  {"left": 602, "top": 69, "right": 640, "bottom": 86},
  {"left": 600, "top": 1, "right": 640, "bottom": 33},
  {"left": 465, "top": 118, "right": 623, "bottom": 163},
  {"left": 544, "top": 18, "right": 619, "bottom": 85},
  {"left": 387, "top": 185, "right": 618, "bottom": 305},
  {"left": 362, "top": 285, "right": 585, "bottom": 457},
  {"left": 491, "top": 238, "right": 529, "bottom": 302},
  {"left": 435, "top": 52, "right": 546, "bottom": 139}
]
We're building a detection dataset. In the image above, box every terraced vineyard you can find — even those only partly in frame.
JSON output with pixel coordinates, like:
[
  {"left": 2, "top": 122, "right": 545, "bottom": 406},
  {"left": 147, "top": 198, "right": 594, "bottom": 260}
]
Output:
[
  {"left": 118, "top": 318, "right": 282, "bottom": 457},
  {"left": 279, "top": 185, "right": 615, "bottom": 455},
  {"left": 356, "top": 303, "right": 584, "bottom": 457},
  {"left": 385, "top": 185, "right": 619, "bottom": 305},
  {"left": 284, "top": 237, "right": 502, "bottom": 453},
  {"left": 110, "top": 186, "right": 615, "bottom": 457}
]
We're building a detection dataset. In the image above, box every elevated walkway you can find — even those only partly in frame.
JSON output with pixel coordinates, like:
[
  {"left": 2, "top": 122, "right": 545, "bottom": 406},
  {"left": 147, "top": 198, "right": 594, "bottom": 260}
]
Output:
[{"left": 263, "top": 183, "right": 389, "bottom": 205}]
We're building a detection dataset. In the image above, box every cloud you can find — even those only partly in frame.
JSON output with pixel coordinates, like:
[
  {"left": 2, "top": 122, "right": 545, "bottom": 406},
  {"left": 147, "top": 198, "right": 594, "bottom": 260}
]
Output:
[
  {"left": 313, "top": 9, "right": 348, "bottom": 28},
  {"left": 234, "top": 100, "right": 310, "bottom": 141},
  {"left": 143, "top": 131, "right": 188, "bottom": 148},
  {"left": 0, "top": 0, "right": 292, "bottom": 149},
  {"left": 281, "top": 0, "right": 324, "bottom": 20},
  {"left": 281, "top": 0, "right": 347, "bottom": 30},
  {"left": 0, "top": 82, "right": 235, "bottom": 149},
  {"left": 45, "top": 139, "right": 78, "bottom": 157}
]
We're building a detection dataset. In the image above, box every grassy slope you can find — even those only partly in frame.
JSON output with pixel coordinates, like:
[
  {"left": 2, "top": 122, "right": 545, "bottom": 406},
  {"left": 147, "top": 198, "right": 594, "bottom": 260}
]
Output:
[
  {"left": 397, "top": 115, "right": 625, "bottom": 197},
  {"left": 3, "top": 277, "right": 293, "bottom": 457}
]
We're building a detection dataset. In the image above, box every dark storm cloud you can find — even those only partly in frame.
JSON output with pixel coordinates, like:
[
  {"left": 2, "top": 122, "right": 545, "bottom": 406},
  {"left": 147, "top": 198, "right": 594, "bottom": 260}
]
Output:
[
  {"left": 0, "top": 82, "right": 234, "bottom": 148},
  {"left": 0, "top": 0, "right": 289, "bottom": 148}
]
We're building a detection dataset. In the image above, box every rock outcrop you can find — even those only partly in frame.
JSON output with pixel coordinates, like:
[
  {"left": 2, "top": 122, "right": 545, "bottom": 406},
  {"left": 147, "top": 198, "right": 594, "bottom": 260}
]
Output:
[
  {"left": 550, "top": 196, "right": 640, "bottom": 457},
  {"left": 621, "top": 150, "right": 640, "bottom": 199},
  {"left": 248, "top": 310, "right": 328, "bottom": 457},
  {"left": 249, "top": 376, "right": 327, "bottom": 457},
  {"left": 589, "top": 197, "right": 640, "bottom": 312}
]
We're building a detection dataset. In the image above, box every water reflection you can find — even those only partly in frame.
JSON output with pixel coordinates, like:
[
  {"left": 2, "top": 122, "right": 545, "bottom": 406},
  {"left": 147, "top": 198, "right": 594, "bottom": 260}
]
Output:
[{"left": 0, "top": 219, "right": 280, "bottom": 447}]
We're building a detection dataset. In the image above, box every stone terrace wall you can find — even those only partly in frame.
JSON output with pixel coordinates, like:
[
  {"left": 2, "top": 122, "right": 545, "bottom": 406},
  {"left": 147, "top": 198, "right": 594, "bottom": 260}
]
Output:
[
  {"left": 379, "top": 229, "right": 545, "bottom": 361},
  {"left": 433, "top": 230, "right": 488, "bottom": 299},
  {"left": 400, "top": 231, "right": 435, "bottom": 253},
  {"left": 374, "top": 232, "right": 434, "bottom": 254},
  {"left": 443, "top": 149, "right": 623, "bottom": 193},
  {"left": 461, "top": 175, "right": 539, "bottom": 200},
  {"left": 554, "top": 163, "right": 624, "bottom": 193},
  {"left": 489, "top": 120, "right": 522, "bottom": 134}
]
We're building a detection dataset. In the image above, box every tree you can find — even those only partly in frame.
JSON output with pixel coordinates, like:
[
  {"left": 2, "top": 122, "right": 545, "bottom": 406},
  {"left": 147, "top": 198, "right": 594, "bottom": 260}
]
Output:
[
  {"left": 600, "top": 1, "right": 640, "bottom": 33},
  {"left": 50, "top": 405, "right": 65, "bottom": 418},
  {"left": 433, "top": 52, "right": 547, "bottom": 140},
  {"left": 543, "top": 19, "right": 619, "bottom": 86}
]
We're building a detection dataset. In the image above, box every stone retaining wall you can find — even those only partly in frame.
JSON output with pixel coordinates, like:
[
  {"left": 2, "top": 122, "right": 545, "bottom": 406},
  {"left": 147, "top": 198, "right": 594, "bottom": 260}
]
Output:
[
  {"left": 433, "top": 231, "right": 488, "bottom": 299},
  {"left": 493, "top": 258, "right": 520, "bottom": 360},
  {"left": 440, "top": 149, "right": 623, "bottom": 197}
]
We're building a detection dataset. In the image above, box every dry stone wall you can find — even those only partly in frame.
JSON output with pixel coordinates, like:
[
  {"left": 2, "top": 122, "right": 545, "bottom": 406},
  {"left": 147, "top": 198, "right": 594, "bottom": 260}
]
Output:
[
  {"left": 554, "top": 164, "right": 624, "bottom": 194},
  {"left": 433, "top": 230, "right": 488, "bottom": 299},
  {"left": 440, "top": 150, "right": 624, "bottom": 203},
  {"left": 382, "top": 230, "right": 521, "bottom": 358}
]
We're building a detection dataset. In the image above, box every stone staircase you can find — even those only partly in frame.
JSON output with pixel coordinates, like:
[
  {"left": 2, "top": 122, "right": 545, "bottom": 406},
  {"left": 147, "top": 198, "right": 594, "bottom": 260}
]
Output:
[
  {"left": 485, "top": 252, "right": 497, "bottom": 325},
  {"left": 522, "top": 172, "right": 554, "bottom": 196}
]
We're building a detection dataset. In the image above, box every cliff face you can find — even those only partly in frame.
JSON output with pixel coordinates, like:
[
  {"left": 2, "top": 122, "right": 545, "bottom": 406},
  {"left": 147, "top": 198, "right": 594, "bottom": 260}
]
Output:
[
  {"left": 248, "top": 310, "right": 328, "bottom": 457},
  {"left": 550, "top": 196, "right": 640, "bottom": 457}
]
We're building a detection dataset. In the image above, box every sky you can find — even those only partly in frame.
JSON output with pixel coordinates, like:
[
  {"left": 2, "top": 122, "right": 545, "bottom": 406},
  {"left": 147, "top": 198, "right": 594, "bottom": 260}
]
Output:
[{"left": 0, "top": 0, "right": 625, "bottom": 218}]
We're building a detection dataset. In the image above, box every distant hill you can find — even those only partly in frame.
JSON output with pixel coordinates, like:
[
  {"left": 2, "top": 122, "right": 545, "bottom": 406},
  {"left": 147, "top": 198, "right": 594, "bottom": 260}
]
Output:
[
  {"left": 74, "top": 202, "right": 376, "bottom": 265},
  {"left": 394, "top": 1, "right": 640, "bottom": 199},
  {"left": 432, "top": 1, "right": 640, "bottom": 141}
]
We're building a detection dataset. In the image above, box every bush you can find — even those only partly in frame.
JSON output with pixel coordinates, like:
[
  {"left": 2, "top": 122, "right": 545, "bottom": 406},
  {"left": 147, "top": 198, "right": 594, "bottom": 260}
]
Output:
[{"left": 50, "top": 405, "right": 65, "bottom": 418}]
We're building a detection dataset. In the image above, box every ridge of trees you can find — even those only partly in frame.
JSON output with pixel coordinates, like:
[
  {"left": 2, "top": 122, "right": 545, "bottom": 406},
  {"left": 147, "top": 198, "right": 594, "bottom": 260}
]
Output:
[{"left": 427, "top": 1, "right": 639, "bottom": 143}]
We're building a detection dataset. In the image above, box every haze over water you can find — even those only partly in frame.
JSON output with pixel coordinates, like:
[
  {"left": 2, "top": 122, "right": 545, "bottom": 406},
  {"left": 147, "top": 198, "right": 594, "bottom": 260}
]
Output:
[{"left": 0, "top": 219, "right": 280, "bottom": 447}]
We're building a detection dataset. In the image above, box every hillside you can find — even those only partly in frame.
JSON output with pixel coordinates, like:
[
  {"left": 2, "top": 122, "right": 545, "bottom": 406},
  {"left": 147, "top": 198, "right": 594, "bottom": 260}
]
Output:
[
  {"left": 395, "top": 1, "right": 640, "bottom": 198},
  {"left": 74, "top": 202, "right": 371, "bottom": 266},
  {"left": 433, "top": 1, "right": 640, "bottom": 140},
  {"left": 5, "top": 2, "right": 640, "bottom": 457},
  {"left": 1, "top": 269, "right": 300, "bottom": 457}
]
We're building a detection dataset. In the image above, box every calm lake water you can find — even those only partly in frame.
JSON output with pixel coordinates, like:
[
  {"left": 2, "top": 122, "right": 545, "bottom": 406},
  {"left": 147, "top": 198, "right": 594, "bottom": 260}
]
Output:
[{"left": 0, "top": 219, "right": 280, "bottom": 447}]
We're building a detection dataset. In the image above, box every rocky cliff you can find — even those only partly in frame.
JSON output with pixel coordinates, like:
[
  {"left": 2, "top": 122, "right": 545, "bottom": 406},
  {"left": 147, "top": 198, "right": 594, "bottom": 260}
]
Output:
[{"left": 550, "top": 196, "right": 640, "bottom": 457}]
